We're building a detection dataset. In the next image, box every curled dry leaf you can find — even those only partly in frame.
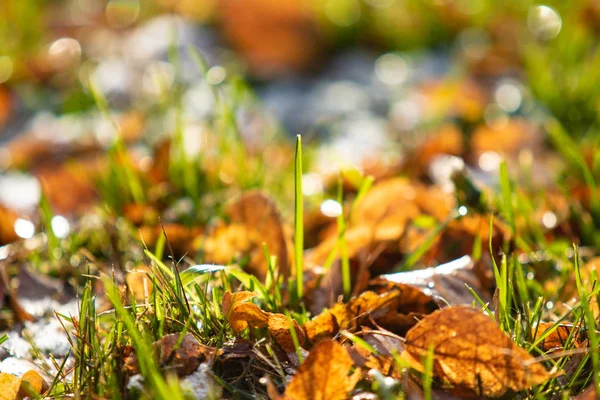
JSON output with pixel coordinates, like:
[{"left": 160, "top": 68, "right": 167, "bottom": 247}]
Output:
[
  {"left": 280, "top": 340, "right": 360, "bottom": 400},
  {"left": 0, "top": 369, "right": 44, "bottom": 400},
  {"left": 18, "top": 370, "right": 44, "bottom": 398},
  {"left": 205, "top": 191, "right": 291, "bottom": 281},
  {"left": 365, "top": 281, "right": 439, "bottom": 336},
  {"left": 304, "top": 290, "right": 401, "bottom": 342},
  {"left": 222, "top": 291, "right": 306, "bottom": 351},
  {"left": 222, "top": 291, "right": 269, "bottom": 333},
  {"left": 402, "top": 306, "right": 554, "bottom": 398}
]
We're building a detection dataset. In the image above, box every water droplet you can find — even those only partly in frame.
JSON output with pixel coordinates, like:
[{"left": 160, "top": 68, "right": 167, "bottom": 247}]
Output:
[{"left": 528, "top": 5, "right": 562, "bottom": 40}]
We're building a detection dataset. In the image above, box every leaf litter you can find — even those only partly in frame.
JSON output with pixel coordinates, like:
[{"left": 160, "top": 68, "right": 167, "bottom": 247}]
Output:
[{"left": 1, "top": 4, "right": 600, "bottom": 398}]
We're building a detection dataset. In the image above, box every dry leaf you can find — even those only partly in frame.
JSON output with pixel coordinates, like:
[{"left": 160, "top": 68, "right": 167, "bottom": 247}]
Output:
[
  {"left": 219, "top": 0, "right": 322, "bottom": 77},
  {"left": 348, "top": 327, "right": 405, "bottom": 378},
  {"left": 0, "top": 373, "right": 21, "bottom": 400},
  {"left": 307, "top": 178, "right": 454, "bottom": 278},
  {"left": 205, "top": 191, "right": 291, "bottom": 281},
  {"left": 0, "top": 370, "right": 44, "bottom": 400},
  {"left": 267, "top": 313, "right": 306, "bottom": 353},
  {"left": 470, "top": 119, "right": 541, "bottom": 161},
  {"left": 125, "top": 266, "right": 154, "bottom": 302},
  {"left": 281, "top": 340, "right": 360, "bottom": 400},
  {"left": 533, "top": 322, "right": 582, "bottom": 353},
  {"left": 36, "top": 158, "right": 100, "bottom": 215},
  {"left": 222, "top": 292, "right": 306, "bottom": 351},
  {"left": 304, "top": 291, "right": 401, "bottom": 342},
  {"left": 574, "top": 384, "right": 598, "bottom": 400},
  {"left": 402, "top": 306, "right": 554, "bottom": 397},
  {"left": 222, "top": 291, "right": 270, "bottom": 333},
  {"left": 124, "top": 334, "right": 216, "bottom": 377},
  {"left": 155, "top": 333, "right": 214, "bottom": 376},
  {"left": 18, "top": 370, "right": 43, "bottom": 398}
]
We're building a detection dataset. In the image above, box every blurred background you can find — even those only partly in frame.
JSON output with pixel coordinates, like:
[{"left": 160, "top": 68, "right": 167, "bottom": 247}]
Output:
[{"left": 1, "top": 0, "right": 600, "bottom": 244}]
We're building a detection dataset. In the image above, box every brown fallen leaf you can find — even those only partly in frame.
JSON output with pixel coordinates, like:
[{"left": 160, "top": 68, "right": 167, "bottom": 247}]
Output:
[
  {"left": 125, "top": 265, "right": 154, "bottom": 302},
  {"left": 402, "top": 306, "right": 554, "bottom": 398},
  {"left": 155, "top": 333, "right": 215, "bottom": 376},
  {"left": 222, "top": 291, "right": 270, "bottom": 333},
  {"left": 222, "top": 291, "right": 306, "bottom": 351},
  {"left": 402, "top": 123, "right": 465, "bottom": 178},
  {"left": 470, "top": 119, "right": 542, "bottom": 161},
  {"left": 574, "top": 384, "right": 598, "bottom": 400},
  {"left": 205, "top": 191, "right": 291, "bottom": 281},
  {"left": 304, "top": 290, "right": 401, "bottom": 342},
  {"left": 0, "top": 264, "right": 35, "bottom": 322},
  {"left": 267, "top": 313, "right": 306, "bottom": 353},
  {"left": 306, "top": 178, "right": 454, "bottom": 285},
  {"left": 124, "top": 333, "right": 216, "bottom": 377},
  {"left": 279, "top": 340, "right": 360, "bottom": 400},
  {"left": 347, "top": 327, "right": 405, "bottom": 379},
  {"left": 533, "top": 322, "right": 582, "bottom": 353},
  {"left": 219, "top": 0, "right": 323, "bottom": 77},
  {"left": 36, "top": 158, "right": 101, "bottom": 215}
]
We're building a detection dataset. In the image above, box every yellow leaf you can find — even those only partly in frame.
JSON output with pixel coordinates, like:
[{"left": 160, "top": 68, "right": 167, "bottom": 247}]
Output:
[{"left": 0, "top": 373, "right": 20, "bottom": 400}]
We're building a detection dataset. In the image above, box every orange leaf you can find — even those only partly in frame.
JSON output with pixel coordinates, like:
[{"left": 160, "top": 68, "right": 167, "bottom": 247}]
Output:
[
  {"left": 304, "top": 291, "right": 400, "bottom": 342},
  {"left": 268, "top": 313, "right": 306, "bottom": 353},
  {"left": 205, "top": 192, "right": 292, "bottom": 281},
  {"left": 533, "top": 322, "right": 582, "bottom": 353},
  {"left": 282, "top": 340, "right": 360, "bottom": 400},
  {"left": 222, "top": 291, "right": 270, "bottom": 333},
  {"left": 125, "top": 266, "right": 154, "bottom": 302},
  {"left": 18, "top": 370, "right": 43, "bottom": 398},
  {"left": 402, "top": 306, "right": 554, "bottom": 397}
]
